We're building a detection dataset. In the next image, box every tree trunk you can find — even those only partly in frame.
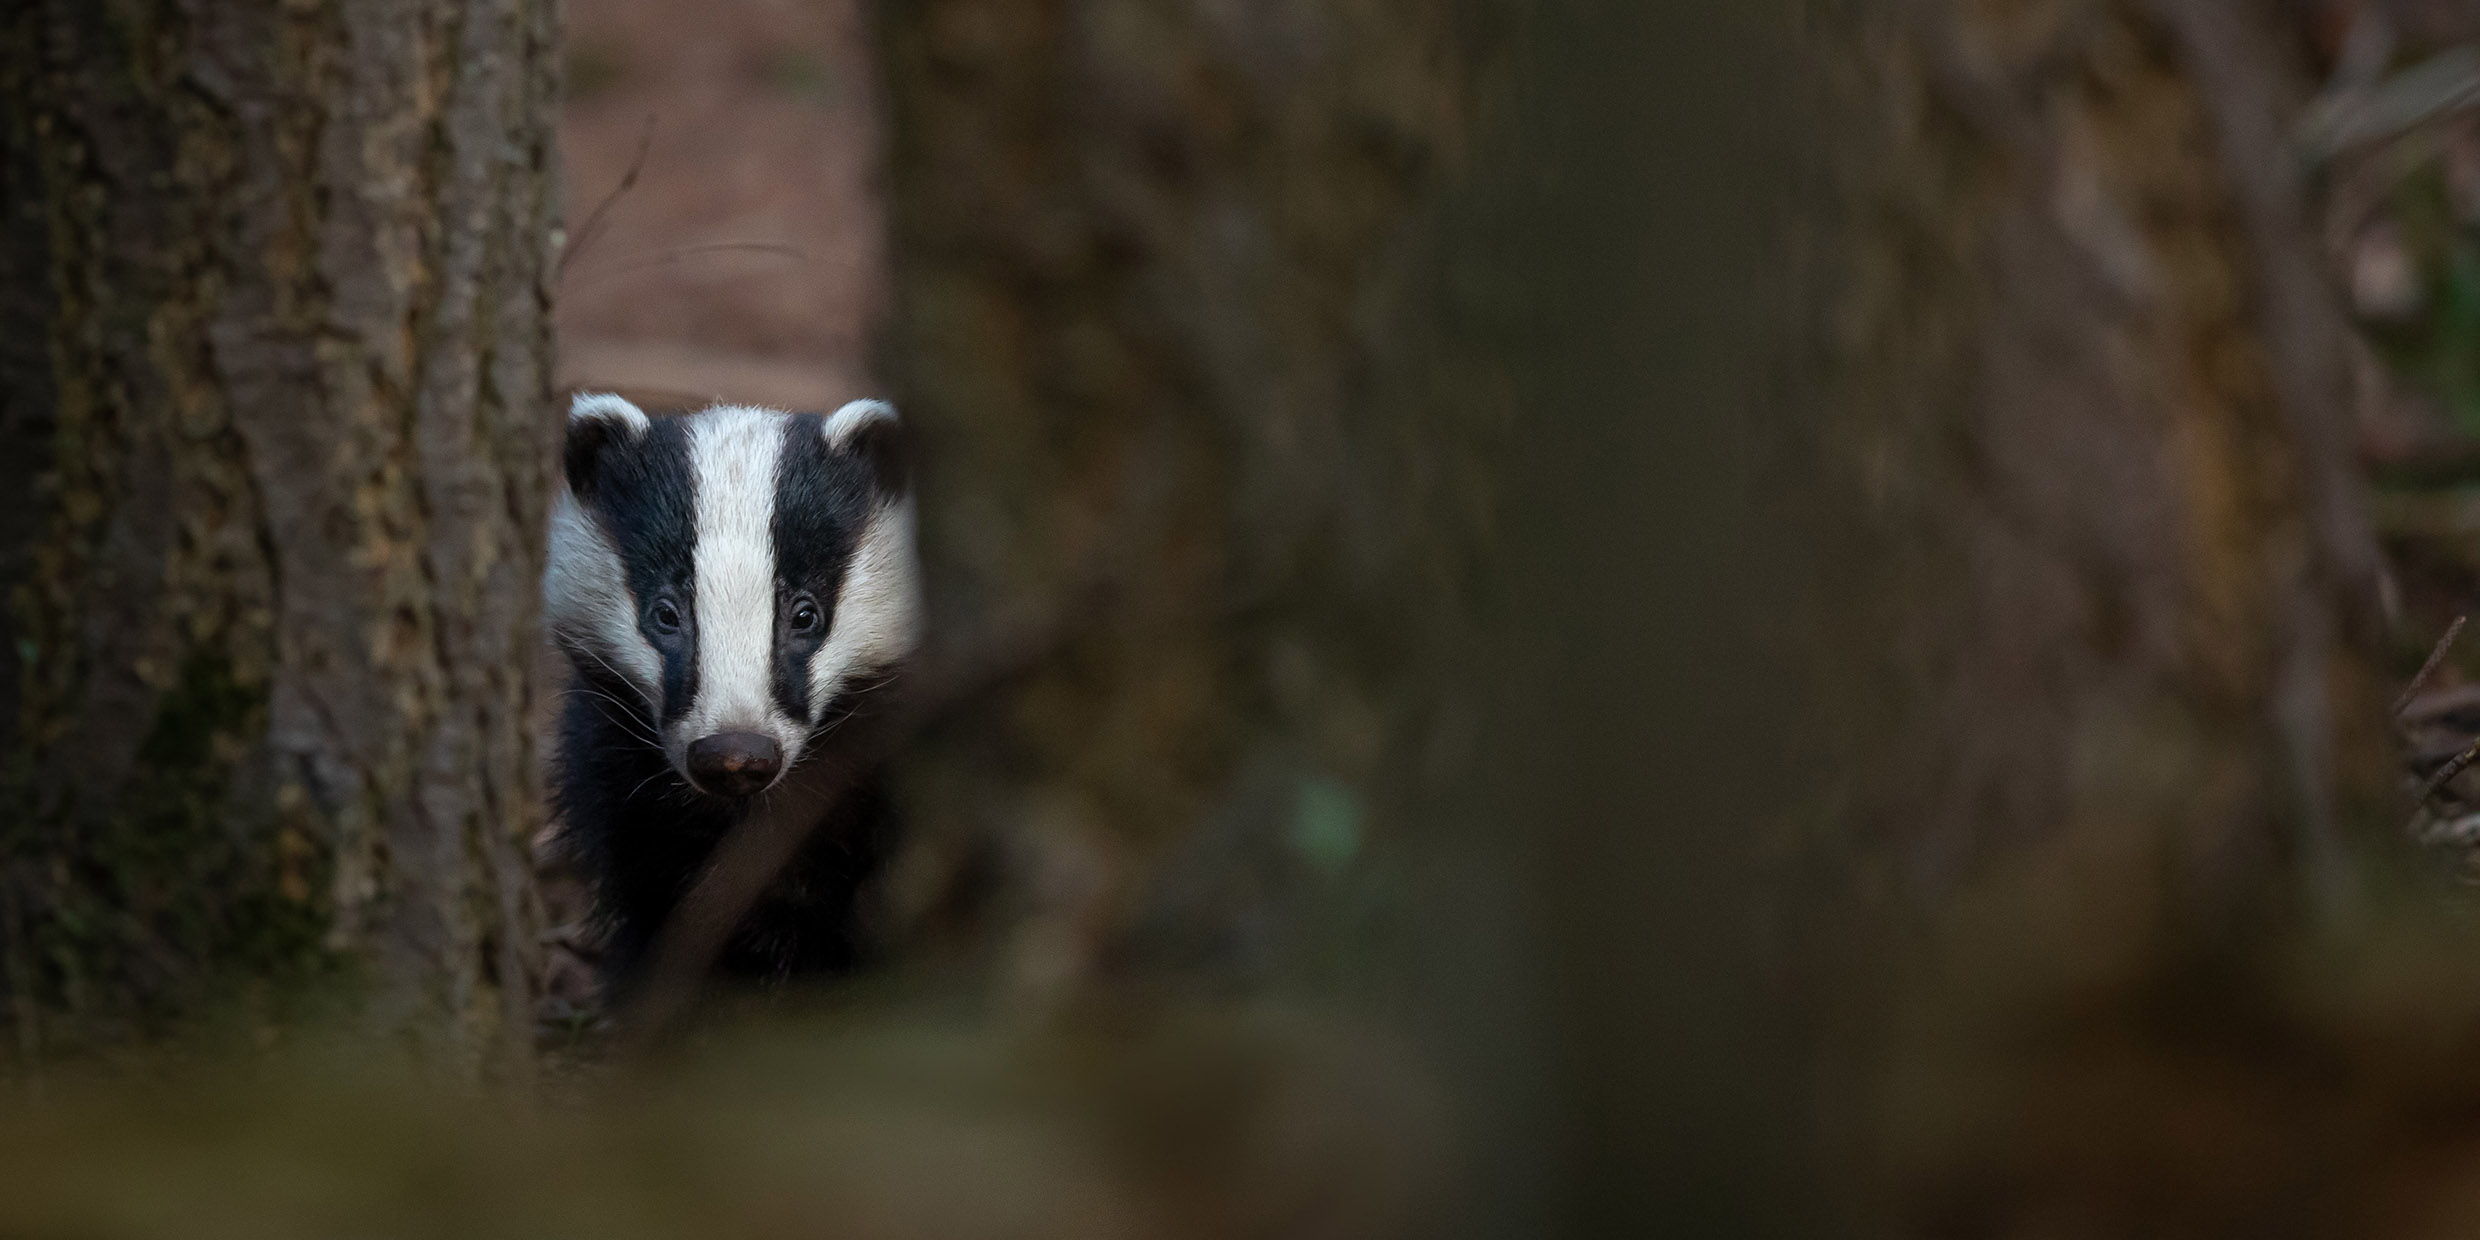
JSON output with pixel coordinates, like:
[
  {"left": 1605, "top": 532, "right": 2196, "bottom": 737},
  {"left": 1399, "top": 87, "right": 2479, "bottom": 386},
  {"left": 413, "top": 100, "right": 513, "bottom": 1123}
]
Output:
[
  {"left": 0, "top": 0, "right": 558, "bottom": 1067},
  {"left": 1807, "top": 3, "right": 2464, "bottom": 1231},
  {"left": 876, "top": 0, "right": 1485, "bottom": 992},
  {"left": 882, "top": 0, "right": 2408, "bottom": 1231},
  {"left": 1814, "top": 0, "right": 2394, "bottom": 912}
]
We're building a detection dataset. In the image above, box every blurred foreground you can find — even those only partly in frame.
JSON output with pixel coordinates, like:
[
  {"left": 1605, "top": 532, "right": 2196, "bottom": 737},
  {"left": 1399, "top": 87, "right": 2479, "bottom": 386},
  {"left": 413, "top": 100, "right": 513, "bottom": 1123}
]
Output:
[{"left": 0, "top": 1003, "right": 1441, "bottom": 1240}]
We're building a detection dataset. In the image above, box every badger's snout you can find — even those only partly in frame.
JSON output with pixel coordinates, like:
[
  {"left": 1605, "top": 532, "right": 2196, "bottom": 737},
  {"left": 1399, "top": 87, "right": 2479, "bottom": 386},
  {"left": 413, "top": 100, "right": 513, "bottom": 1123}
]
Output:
[{"left": 685, "top": 732, "right": 783, "bottom": 798}]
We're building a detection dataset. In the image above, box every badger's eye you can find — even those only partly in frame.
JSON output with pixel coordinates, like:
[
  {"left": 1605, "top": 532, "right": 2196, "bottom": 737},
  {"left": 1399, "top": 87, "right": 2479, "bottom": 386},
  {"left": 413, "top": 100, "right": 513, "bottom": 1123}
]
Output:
[
  {"left": 648, "top": 599, "right": 683, "bottom": 635},
  {"left": 789, "top": 597, "right": 822, "bottom": 635}
]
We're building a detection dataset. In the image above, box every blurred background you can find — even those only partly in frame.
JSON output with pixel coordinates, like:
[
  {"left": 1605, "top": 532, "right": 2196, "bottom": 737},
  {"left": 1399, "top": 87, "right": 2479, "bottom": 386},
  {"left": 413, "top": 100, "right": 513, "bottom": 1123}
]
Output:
[
  {"left": 24, "top": 0, "right": 2480, "bottom": 1236},
  {"left": 555, "top": 0, "right": 885, "bottom": 412}
]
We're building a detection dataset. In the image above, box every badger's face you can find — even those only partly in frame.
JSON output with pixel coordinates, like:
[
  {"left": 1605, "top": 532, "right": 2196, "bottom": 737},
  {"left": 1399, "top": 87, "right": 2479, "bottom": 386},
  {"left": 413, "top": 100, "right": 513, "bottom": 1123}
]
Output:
[{"left": 545, "top": 394, "right": 921, "bottom": 800}]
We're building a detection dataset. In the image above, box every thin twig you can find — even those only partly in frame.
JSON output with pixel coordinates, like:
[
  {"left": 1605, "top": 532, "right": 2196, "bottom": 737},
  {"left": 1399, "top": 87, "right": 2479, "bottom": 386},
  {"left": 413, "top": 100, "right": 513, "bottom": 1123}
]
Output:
[
  {"left": 616, "top": 741, "right": 879, "bottom": 1053},
  {"left": 614, "top": 606, "right": 1097, "bottom": 1056},
  {"left": 559, "top": 114, "right": 656, "bottom": 281},
  {"left": 2396, "top": 614, "right": 2468, "bottom": 719},
  {"left": 2411, "top": 735, "right": 2480, "bottom": 825}
]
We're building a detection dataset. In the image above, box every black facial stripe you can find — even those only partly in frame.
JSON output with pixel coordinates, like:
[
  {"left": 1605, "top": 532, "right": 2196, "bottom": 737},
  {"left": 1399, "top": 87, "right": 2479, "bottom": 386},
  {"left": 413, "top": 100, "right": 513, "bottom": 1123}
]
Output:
[
  {"left": 769, "top": 413, "right": 874, "bottom": 721},
  {"left": 583, "top": 416, "right": 700, "bottom": 724}
]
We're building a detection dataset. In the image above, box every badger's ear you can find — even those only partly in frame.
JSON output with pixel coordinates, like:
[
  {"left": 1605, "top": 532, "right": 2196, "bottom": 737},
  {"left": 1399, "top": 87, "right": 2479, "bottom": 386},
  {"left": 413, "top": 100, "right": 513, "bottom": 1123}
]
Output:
[
  {"left": 564, "top": 392, "right": 649, "bottom": 502},
  {"left": 822, "top": 398, "right": 909, "bottom": 495}
]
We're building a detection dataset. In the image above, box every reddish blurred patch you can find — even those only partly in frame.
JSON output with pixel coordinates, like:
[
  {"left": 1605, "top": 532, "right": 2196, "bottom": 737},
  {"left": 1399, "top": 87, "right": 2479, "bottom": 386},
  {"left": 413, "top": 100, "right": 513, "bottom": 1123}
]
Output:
[{"left": 558, "top": 0, "right": 885, "bottom": 412}]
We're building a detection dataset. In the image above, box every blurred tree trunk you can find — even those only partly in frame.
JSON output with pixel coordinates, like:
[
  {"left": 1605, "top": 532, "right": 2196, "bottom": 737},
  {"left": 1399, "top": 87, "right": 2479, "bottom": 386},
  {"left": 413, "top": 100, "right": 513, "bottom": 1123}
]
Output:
[
  {"left": 0, "top": 0, "right": 558, "bottom": 1067},
  {"left": 1815, "top": 0, "right": 2396, "bottom": 913},
  {"left": 1804, "top": 4, "right": 2470, "bottom": 1232},
  {"left": 876, "top": 2, "right": 1801, "bottom": 1235},
  {"left": 876, "top": 0, "right": 1488, "bottom": 990},
  {"left": 882, "top": 0, "right": 2404, "bottom": 1232}
]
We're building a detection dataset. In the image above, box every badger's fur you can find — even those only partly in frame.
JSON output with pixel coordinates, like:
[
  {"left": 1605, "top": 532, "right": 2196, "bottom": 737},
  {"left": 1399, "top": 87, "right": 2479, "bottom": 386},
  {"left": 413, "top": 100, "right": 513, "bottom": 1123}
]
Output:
[{"left": 545, "top": 393, "right": 922, "bottom": 988}]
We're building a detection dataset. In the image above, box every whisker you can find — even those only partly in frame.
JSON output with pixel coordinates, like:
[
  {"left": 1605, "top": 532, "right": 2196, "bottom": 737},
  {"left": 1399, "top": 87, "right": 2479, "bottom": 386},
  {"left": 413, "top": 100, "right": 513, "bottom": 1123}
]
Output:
[
  {"left": 573, "top": 644, "right": 659, "bottom": 716},
  {"left": 566, "top": 679, "right": 654, "bottom": 718},
  {"left": 571, "top": 698, "right": 666, "bottom": 758},
  {"left": 622, "top": 767, "right": 673, "bottom": 805},
  {"left": 566, "top": 684, "right": 665, "bottom": 748}
]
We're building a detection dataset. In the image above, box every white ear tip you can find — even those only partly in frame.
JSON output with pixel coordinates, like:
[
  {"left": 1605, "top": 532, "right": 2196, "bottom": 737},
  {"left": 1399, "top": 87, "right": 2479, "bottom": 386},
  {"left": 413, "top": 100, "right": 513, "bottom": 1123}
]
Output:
[
  {"left": 569, "top": 391, "right": 649, "bottom": 432},
  {"left": 822, "top": 398, "right": 898, "bottom": 447}
]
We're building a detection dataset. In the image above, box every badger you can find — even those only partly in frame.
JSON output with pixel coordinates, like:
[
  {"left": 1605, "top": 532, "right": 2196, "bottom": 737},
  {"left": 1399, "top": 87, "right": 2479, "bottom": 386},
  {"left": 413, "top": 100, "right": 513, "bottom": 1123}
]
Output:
[{"left": 544, "top": 392, "right": 922, "bottom": 990}]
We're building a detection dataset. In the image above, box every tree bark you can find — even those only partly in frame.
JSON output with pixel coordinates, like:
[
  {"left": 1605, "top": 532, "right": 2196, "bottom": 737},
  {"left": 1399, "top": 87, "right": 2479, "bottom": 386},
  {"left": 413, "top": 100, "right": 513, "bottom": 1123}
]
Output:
[
  {"left": 1813, "top": 0, "right": 2395, "bottom": 912},
  {"left": 0, "top": 0, "right": 558, "bottom": 1066}
]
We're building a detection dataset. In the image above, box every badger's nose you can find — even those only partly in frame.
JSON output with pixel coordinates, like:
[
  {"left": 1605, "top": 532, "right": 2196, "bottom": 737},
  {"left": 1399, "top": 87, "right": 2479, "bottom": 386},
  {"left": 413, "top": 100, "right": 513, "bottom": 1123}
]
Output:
[{"left": 686, "top": 732, "right": 783, "bottom": 797}]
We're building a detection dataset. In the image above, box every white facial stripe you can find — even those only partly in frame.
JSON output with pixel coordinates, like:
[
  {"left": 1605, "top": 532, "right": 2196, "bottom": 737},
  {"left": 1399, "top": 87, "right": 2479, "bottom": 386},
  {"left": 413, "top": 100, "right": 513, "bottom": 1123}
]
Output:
[
  {"left": 686, "top": 406, "right": 789, "bottom": 744},
  {"left": 808, "top": 495, "right": 923, "bottom": 719},
  {"left": 544, "top": 490, "right": 664, "bottom": 712}
]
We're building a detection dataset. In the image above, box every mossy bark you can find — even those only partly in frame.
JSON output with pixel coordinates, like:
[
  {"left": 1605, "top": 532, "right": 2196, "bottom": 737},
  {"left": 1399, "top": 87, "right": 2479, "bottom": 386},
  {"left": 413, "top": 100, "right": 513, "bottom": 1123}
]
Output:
[{"left": 0, "top": 0, "right": 559, "bottom": 1067}]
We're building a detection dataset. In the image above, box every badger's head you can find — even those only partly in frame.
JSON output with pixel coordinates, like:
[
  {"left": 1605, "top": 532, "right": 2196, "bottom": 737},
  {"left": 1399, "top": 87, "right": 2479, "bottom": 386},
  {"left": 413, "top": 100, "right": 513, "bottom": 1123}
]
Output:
[{"left": 546, "top": 394, "right": 922, "bottom": 799}]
